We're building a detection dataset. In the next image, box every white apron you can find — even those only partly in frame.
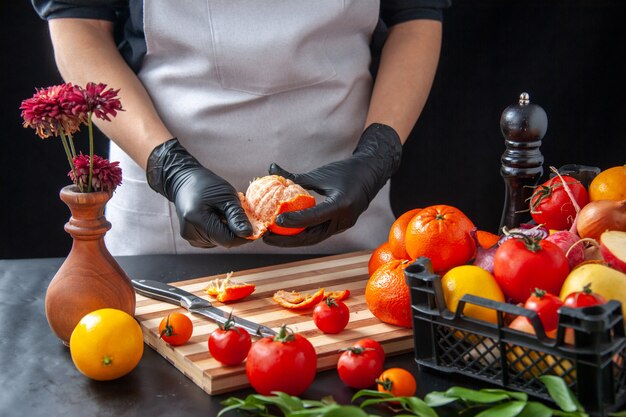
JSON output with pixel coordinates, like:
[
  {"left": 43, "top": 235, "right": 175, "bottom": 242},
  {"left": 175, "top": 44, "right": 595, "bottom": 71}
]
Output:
[{"left": 105, "top": 0, "right": 395, "bottom": 255}]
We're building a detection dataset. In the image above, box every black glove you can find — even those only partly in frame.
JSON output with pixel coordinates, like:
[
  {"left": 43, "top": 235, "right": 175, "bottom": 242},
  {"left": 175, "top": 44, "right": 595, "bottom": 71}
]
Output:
[
  {"left": 263, "top": 123, "right": 402, "bottom": 247},
  {"left": 146, "top": 138, "right": 252, "bottom": 248}
]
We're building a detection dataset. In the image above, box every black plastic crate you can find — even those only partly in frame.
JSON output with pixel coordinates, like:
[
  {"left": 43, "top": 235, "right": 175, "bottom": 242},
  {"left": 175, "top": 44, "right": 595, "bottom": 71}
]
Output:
[{"left": 405, "top": 257, "right": 626, "bottom": 417}]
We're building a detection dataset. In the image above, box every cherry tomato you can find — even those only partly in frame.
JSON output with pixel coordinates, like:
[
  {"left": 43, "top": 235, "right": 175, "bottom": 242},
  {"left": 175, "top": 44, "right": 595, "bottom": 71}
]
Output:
[
  {"left": 530, "top": 175, "right": 589, "bottom": 231},
  {"left": 337, "top": 340, "right": 385, "bottom": 389},
  {"left": 313, "top": 297, "right": 350, "bottom": 334},
  {"left": 159, "top": 312, "right": 193, "bottom": 346},
  {"left": 208, "top": 316, "right": 251, "bottom": 366},
  {"left": 354, "top": 338, "right": 385, "bottom": 365},
  {"left": 523, "top": 288, "right": 563, "bottom": 333},
  {"left": 493, "top": 235, "right": 570, "bottom": 303},
  {"left": 563, "top": 283, "right": 607, "bottom": 308},
  {"left": 376, "top": 368, "right": 417, "bottom": 397},
  {"left": 245, "top": 325, "right": 317, "bottom": 396}
]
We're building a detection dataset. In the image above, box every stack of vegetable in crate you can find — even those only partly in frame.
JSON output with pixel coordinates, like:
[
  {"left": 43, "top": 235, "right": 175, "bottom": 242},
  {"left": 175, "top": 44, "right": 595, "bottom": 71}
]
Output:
[{"left": 366, "top": 94, "right": 626, "bottom": 416}]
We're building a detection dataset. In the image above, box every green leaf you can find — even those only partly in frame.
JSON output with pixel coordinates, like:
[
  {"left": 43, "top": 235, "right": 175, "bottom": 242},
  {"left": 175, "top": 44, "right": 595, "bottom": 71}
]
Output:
[
  {"left": 358, "top": 397, "right": 407, "bottom": 409},
  {"left": 445, "top": 387, "right": 511, "bottom": 404},
  {"left": 403, "top": 397, "right": 439, "bottom": 417},
  {"left": 317, "top": 405, "right": 371, "bottom": 417},
  {"left": 352, "top": 389, "right": 392, "bottom": 402},
  {"left": 274, "top": 392, "right": 305, "bottom": 412},
  {"left": 539, "top": 376, "right": 584, "bottom": 413},
  {"left": 482, "top": 389, "right": 528, "bottom": 402},
  {"left": 218, "top": 395, "right": 272, "bottom": 417},
  {"left": 609, "top": 411, "right": 626, "bottom": 417},
  {"left": 516, "top": 401, "right": 554, "bottom": 417},
  {"left": 474, "top": 400, "right": 527, "bottom": 417},
  {"left": 424, "top": 391, "right": 458, "bottom": 407}
]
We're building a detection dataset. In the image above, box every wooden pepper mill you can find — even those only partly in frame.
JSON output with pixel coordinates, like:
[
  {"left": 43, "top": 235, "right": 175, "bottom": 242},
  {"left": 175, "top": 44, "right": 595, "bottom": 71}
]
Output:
[{"left": 499, "top": 92, "right": 548, "bottom": 231}]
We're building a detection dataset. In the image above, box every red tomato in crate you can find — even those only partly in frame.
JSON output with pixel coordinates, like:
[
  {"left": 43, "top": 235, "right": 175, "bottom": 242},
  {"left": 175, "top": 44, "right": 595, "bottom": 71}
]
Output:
[
  {"left": 313, "top": 297, "right": 350, "bottom": 334},
  {"left": 562, "top": 283, "right": 607, "bottom": 308},
  {"left": 337, "top": 340, "right": 385, "bottom": 389},
  {"left": 493, "top": 235, "right": 570, "bottom": 303},
  {"left": 529, "top": 175, "right": 589, "bottom": 231},
  {"left": 523, "top": 288, "right": 563, "bottom": 333},
  {"left": 245, "top": 325, "right": 317, "bottom": 396}
]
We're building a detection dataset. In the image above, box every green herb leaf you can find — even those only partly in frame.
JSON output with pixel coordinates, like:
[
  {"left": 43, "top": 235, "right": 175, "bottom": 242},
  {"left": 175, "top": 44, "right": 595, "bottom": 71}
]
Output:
[
  {"left": 474, "top": 400, "right": 526, "bottom": 417},
  {"left": 358, "top": 397, "right": 407, "bottom": 409},
  {"left": 482, "top": 389, "right": 528, "bottom": 402},
  {"left": 424, "top": 391, "right": 458, "bottom": 407},
  {"left": 609, "top": 411, "right": 626, "bottom": 416},
  {"left": 445, "top": 387, "right": 511, "bottom": 404},
  {"left": 352, "top": 389, "right": 392, "bottom": 402},
  {"left": 516, "top": 401, "right": 554, "bottom": 417},
  {"left": 273, "top": 392, "right": 305, "bottom": 412},
  {"left": 539, "top": 376, "right": 584, "bottom": 413},
  {"left": 403, "top": 397, "right": 439, "bottom": 417}
]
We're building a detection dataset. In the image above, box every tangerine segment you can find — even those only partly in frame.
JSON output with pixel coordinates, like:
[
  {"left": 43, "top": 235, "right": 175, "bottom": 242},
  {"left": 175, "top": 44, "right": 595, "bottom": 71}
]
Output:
[
  {"left": 273, "top": 288, "right": 325, "bottom": 309},
  {"left": 404, "top": 204, "right": 476, "bottom": 273},
  {"left": 239, "top": 175, "right": 315, "bottom": 239},
  {"left": 204, "top": 272, "right": 256, "bottom": 302}
]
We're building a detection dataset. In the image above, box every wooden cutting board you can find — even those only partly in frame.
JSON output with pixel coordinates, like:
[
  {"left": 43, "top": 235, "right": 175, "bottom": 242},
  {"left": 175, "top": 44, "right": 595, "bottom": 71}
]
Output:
[{"left": 134, "top": 251, "right": 414, "bottom": 395}]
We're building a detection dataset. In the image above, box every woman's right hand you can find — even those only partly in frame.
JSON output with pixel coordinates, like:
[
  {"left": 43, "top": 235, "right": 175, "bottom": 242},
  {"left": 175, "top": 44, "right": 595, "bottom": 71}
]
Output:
[{"left": 146, "top": 138, "right": 253, "bottom": 248}]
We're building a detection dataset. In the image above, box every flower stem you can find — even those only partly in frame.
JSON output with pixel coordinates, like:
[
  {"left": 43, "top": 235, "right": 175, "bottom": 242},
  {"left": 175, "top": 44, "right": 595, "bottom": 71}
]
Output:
[
  {"left": 67, "top": 133, "right": 77, "bottom": 159},
  {"left": 59, "top": 128, "right": 83, "bottom": 192},
  {"left": 87, "top": 111, "right": 94, "bottom": 193}
]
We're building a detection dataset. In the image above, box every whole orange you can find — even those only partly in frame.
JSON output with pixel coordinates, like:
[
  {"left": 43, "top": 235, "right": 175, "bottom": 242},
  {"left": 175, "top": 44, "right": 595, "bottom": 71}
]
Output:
[
  {"left": 365, "top": 259, "right": 412, "bottom": 328},
  {"left": 368, "top": 241, "right": 398, "bottom": 276},
  {"left": 404, "top": 205, "right": 476, "bottom": 273},
  {"left": 589, "top": 164, "right": 626, "bottom": 201},
  {"left": 388, "top": 208, "right": 422, "bottom": 259}
]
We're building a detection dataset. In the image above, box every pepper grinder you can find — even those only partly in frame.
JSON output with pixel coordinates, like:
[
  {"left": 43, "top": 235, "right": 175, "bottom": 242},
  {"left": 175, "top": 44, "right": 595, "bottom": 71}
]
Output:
[{"left": 499, "top": 92, "right": 548, "bottom": 231}]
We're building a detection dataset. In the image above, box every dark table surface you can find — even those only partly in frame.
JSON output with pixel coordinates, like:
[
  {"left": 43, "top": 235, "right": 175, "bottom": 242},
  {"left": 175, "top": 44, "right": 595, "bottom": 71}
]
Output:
[{"left": 0, "top": 254, "right": 475, "bottom": 417}]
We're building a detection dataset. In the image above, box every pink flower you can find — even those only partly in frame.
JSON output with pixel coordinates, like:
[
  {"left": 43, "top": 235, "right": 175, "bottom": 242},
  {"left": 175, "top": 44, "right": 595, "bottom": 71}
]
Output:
[
  {"left": 69, "top": 154, "right": 122, "bottom": 192},
  {"left": 21, "top": 82, "right": 124, "bottom": 193},
  {"left": 81, "top": 82, "right": 123, "bottom": 121},
  {"left": 20, "top": 84, "right": 82, "bottom": 138}
]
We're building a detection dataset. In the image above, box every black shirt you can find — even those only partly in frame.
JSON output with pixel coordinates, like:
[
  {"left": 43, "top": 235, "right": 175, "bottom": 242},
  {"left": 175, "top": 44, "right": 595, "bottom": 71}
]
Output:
[{"left": 31, "top": 0, "right": 451, "bottom": 73}]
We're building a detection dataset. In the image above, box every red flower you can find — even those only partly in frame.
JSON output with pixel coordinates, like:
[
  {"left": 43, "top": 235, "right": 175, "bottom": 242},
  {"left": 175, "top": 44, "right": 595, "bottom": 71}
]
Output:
[
  {"left": 69, "top": 154, "right": 122, "bottom": 192},
  {"left": 81, "top": 82, "right": 123, "bottom": 121},
  {"left": 21, "top": 82, "right": 124, "bottom": 193},
  {"left": 20, "top": 84, "right": 82, "bottom": 138}
]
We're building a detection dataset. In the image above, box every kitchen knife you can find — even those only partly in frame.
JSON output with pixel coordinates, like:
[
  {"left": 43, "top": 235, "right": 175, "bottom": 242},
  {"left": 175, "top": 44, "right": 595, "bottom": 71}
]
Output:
[{"left": 132, "top": 279, "right": 277, "bottom": 338}]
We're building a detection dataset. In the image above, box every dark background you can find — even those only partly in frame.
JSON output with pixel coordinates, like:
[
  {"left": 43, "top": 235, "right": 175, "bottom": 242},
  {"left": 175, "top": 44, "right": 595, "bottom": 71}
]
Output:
[{"left": 2, "top": 0, "right": 625, "bottom": 259}]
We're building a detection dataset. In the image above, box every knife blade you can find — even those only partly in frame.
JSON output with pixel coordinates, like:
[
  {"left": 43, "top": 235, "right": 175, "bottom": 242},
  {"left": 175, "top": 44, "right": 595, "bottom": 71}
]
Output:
[{"left": 132, "top": 279, "right": 277, "bottom": 338}]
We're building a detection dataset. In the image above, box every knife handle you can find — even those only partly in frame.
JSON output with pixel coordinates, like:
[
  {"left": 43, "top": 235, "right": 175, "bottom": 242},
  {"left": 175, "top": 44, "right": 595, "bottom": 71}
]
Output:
[{"left": 132, "top": 279, "right": 207, "bottom": 309}]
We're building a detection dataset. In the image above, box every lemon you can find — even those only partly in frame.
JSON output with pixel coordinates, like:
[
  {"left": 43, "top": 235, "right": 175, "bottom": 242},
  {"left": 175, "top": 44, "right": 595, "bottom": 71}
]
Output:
[{"left": 441, "top": 265, "right": 505, "bottom": 324}]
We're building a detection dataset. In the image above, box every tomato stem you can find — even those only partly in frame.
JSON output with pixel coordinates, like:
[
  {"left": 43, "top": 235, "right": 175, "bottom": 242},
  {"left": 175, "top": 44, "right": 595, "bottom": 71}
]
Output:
[
  {"left": 508, "top": 232, "right": 543, "bottom": 253},
  {"left": 375, "top": 377, "right": 393, "bottom": 392},
  {"left": 159, "top": 314, "right": 177, "bottom": 338},
  {"left": 273, "top": 324, "right": 296, "bottom": 343}
]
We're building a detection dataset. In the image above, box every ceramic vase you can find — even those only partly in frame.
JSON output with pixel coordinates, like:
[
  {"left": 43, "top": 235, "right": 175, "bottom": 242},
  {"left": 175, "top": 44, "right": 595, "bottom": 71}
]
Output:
[{"left": 45, "top": 185, "right": 136, "bottom": 345}]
